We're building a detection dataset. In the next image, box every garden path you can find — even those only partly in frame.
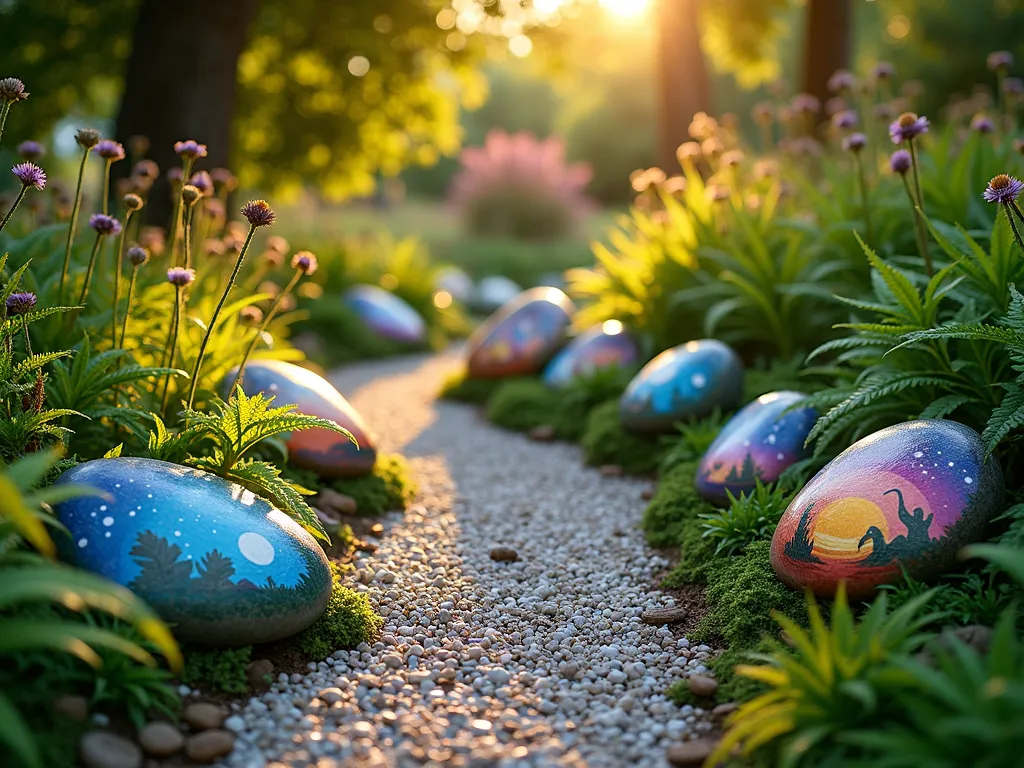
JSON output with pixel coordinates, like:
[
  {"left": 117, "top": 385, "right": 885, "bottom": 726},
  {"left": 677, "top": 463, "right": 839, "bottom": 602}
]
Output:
[{"left": 223, "top": 351, "right": 715, "bottom": 768}]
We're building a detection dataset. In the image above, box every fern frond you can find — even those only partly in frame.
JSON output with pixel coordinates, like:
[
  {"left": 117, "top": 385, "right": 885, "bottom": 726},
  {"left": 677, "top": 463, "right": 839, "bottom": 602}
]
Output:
[
  {"left": 981, "top": 383, "right": 1024, "bottom": 453},
  {"left": 225, "top": 460, "right": 329, "bottom": 542}
]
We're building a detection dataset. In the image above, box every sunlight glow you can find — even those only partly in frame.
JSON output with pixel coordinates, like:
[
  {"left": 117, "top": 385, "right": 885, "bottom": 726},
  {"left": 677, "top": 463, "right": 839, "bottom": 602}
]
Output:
[{"left": 598, "top": 0, "right": 651, "bottom": 20}]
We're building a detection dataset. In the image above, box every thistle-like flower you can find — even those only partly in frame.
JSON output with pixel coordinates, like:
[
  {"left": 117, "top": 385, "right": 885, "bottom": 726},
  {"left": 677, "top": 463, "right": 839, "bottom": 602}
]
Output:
[
  {"left": 827, "top": 69, "right": 856, "bottom": 93},
  {"left": 266, "top": 235, "right": 290, "bottom": 254},
  {"left": 189, "top": 170, "right": 213, "bottom": 196},
  {"left": 210, "top": 167, "right": 238, "bottom": 192},
  {"left": 12, "top": 162, "right": 46, "bottom": 190},
  {"left": 291, "top": 251, "right": 318, "bottom": 275},
  {"left": 1004, "top": 77, "right": 1024, "bottom": 96},
  {"left": 241, "top": 199, "right": 276, "bottom": 227},
  {"left": 181, "top": 184, "right": 202, "bottom": 206},
  {"left": 791, "top": 93, "right": 821, "bottom": 114},
  {"left": 174, "top": 140, "right": 208, "bottom": 159},
  {"left": 843, "top": 133, "right": 867, "bottom": 153},
  {"left": 6, "top": 292, "right": 36, "bottom": 316},
  {"left": 751, "top": 102, "right": 773, "bottom": 126},
  {"left": 16, "top": 141, "right": 44, "bottom": 160},
  {"left": 89, "top": 213, "right": 122, "bottom": 236},
  {"left": 134, "top": 159, "right": 159, "bottom": 179},
  {"left": 204, "top": 238, "right": 227, "bottom": 257},
  {"left": 983, "top": 174, "right": 1024, "bottom": 204},
  {"left": 127, "top": 245, "right": 150, "bottom": 266},
  {"left": 971, "top": 114, "right": 996, "bottom": 134},
  {"left": 74, "top": 128, "right": 101, "bottom": 149},
  {"left": 0, "top": 77, "right": 28, "bottom": 103},
  {"left": 93, "top": 140, "right": 126, "bottom": 161},
  {"left": 832, "top": 110, "right": 858, "bottom": 130},
  {"left": 239, "top": 305, "right": 264, "bottom": 326},
  {"left": 987, "top": 50, "right": 1014, "bottom": 73},
  {"left": 889, "top": 112, "right": 930, "bottom": 143},
  {"left": 167, "top": 167, "right": 183, "bottom": 185},
  {"left": 139, "top": 226, "right": 166, "bottom": 255},
  {"left": 889, "top": 149, "right": 912, "bottom": 175},
  {"left": 167, "top": 267, "right": 196, "bottom": 286},
  {"left": 124, "top": 192, "right": 144, "bottom": 211},
  {"left": 872, "top": 61, "right": 895, "bottom": 81}
]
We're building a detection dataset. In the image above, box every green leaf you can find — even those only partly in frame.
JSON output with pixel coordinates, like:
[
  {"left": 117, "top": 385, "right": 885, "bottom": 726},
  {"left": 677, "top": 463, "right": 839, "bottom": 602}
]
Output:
[
  {"left": 225, "top": 459, "right": 330, "bottom": 542},
  {"left": 104, "top": 444, "right": 123, "bottom": 459}
]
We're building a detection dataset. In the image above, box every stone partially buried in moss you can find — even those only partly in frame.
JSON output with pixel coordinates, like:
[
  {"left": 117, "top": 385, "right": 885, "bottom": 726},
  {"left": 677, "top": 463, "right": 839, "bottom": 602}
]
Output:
[
  {"left": 581, "top": 400, "right": 664, "bottom": 476},
  {"left": 343, "top": 284, "right": 427, "bottom": 345},
  {"left": 331, "top": 453, "right": 416, "bottom": 515},
  {"left": 297, "top": 563, "right": 383, "bottom": 659},
  {"left": 541, "top": 320, "right": 640, "bottom": 388}
]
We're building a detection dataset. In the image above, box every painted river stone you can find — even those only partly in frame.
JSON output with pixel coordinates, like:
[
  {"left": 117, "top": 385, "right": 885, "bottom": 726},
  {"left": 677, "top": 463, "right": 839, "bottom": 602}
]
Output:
[
  {"left": 473, "top": 276, "right": 522, "bottom": 313},
  {"left": 619, "top": 339, "right": 743, "bottom": 433},
  {"left": 696, "top": 391, "right": 817, "bottom": 504},
  {"left": 770, "top": 420, "right": 1003, "bottom": 599},
  {"left": 436, "top": 267, "right": 474, "bottom": 304},
  {"left": 53, "top": 458, "right": 332, "bottom": 645},
  {"left": 466, "top": 287, "right": 575, "bottom": 379},
  {"left": 343, "top": 284, "right": 426, "bottom": 345},
  {"left": 232, "top": 359, "right": 376, "bottom": 479},
  {"left": 542, "top": 321, "right": 640, "bottom": 388}
]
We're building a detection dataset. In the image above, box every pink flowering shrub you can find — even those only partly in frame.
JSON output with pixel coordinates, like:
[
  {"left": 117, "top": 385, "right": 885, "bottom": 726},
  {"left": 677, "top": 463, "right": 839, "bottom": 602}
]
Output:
[{"left": 450, "top": 130, "right": 594, "bottom": 240}]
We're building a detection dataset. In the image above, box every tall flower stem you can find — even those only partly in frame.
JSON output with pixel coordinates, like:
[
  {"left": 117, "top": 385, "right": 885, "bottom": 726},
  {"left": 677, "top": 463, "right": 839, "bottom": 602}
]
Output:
[
  {"left": 229, "top": 268, "right": 301, "bottom": 393},
  {"left": 101, "top": 159, "right": 113, "bottom": 215},
  {"left": 0, "top": 186, "right": 28, "bottom": 234},
  {"left": 59, "top": 148, "right": 90, "bottom": 301},
  {"left": 907, "top": 140, "right": 933, "bottom": 276},
  {"left": 119, "top": 267, "right": 140, "bottom": 348},
  {"left": 111, "top": 210, "right": 134, "bottom": 348},
  {"left": 77, "top": 234, "right": 105, "bottom": 308},
  {"left": 160, "top": 286, "right": 183, "bottom": 413},
  {"left": 183, "top": 205, "right": 195, "bottom": 272},
  {"left": 1003, "top": 203, "right": 1024, "bottom": 252},
  {"left": 167, "top": 158, "right": 195, "bottom": 265},
  {"left": 0, "top": 102, "right": 11, "bottom": 146},
  {"left": 855, "top": 154, "right": 874, "bottom": 245},
  {"left": 185, "top": 224, "right": 257, "bottom": 409},
  {"left": 901, "top": 175, "right": 931, "bottom": 274}
]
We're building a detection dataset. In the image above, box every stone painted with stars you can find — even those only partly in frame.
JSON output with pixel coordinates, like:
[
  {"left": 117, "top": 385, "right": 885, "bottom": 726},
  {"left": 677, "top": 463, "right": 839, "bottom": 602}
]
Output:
[
  {"left": 770, "top": 420, "right": 1003, "bottom": 599},
  {"left": 343, "top": 284, "right": 426, "bottom": 345},
  {"left": 542, "top": 321, "right": 640, "bottom": 388},
  {"left": 53, "top": 458, "right": 333, "bottom": 646},
  {"left": 696, "top": 391, "right": 817, "bottom": 504},
  {"left": 619, "top": 339, "right": 743, "bottom": 433},
  {"left": 466, "top": 287, "right": 575, "bottom": 379},
  {"left": 230, "top": 359, "right": 376, "bottom": 479}
]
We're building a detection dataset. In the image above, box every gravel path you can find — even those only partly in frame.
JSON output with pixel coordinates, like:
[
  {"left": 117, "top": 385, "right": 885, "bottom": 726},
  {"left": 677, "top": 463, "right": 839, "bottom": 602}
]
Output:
[{"left": 223, "top": 351, "right": 715, "bottom": 768}]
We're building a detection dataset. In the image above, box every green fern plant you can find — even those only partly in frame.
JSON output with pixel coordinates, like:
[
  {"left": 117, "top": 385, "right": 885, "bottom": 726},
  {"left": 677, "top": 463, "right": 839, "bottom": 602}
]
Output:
[
  {"left": 699, "top": 480, "right": 794, "bottom": 556},
  {"left": 147, "top": 387, "right": 356, "bottom": 541},
  {"left": 657, "top": 410, "right": 728, "bottom": 473}
]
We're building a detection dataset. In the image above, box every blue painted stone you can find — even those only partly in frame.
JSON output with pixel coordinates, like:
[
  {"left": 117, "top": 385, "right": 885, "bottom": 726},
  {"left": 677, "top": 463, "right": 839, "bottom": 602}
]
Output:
[
  {"left": 229, "top": 360, "right": 376, "bottom": 479},
  {"left": 343, "top": 285, "right": 426, "bottom": 344},
  {"left": 435, "top": 267, "right": 474, "bottom": 304},
  {"left": 473, "top": 276, "right": 522, "bottom": 313},
  {"left": 542, "top": 321, "right": 640, "bottom": 388},
  {"left": 466, "top": 287, "right": 575, "bottom": 379},
  {"left": 53, "top": 458, "right": 332, "bottom": 646},
  {"left": 696, "top": 391, "right": 817, "bottom": 503},
  {"left": 619, "top": 339, "right": 743, "bottom": 433}
]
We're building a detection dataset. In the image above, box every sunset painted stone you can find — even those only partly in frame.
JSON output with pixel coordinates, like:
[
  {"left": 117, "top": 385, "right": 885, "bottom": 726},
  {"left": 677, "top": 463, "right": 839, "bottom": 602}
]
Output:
[
  {"left": 770, "top": 420, "right": 1003, "bottom": 599},
  {"left": 343, "top": 284, "right": 426, "bottom": 344},
  {"left": 696, "top": 391, "right": 816, "bottom": 504},
  {"left": 53, "top": 458, "right": 332, "bottom": 645},
  {"left": 231, "top": 359, "right": 376, "bottom": 478},
  {"left": 542, "top": 321, "right": 640, "bottom": 388},
  {"left": 466, "top": 287, "right": 575, "bottom": 379},
  {"left": 619, "top": 339, "right": 743, "bottom": 433}
]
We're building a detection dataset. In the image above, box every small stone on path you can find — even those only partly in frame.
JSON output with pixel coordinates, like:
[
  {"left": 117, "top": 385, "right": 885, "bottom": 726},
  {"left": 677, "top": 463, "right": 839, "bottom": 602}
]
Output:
[
  {"left": 666, "top": 740, "right": 716, "bottom": 766},
  {"left": 80, "top": 732, "right": 142, "bottom": 768},
  {"left": 489, "top": 546, "right": 519, "bottom": 562},
  {"left": 138, "top": 722, "right": 185, "bottom": 757},
  {"left": 599, "top": 464, "right": 624, "bottom": 477},
  {"left": 711, "top": 702, "right": 738, "bottom": 720},
  {"left": 528, "top": 424, "right": 557, "bottom": 442},
  {"left": 185, "top": 730, "right": 235, "bottom": 763},
  {"left": 316, "top": 487, "right": 358, "bottom": 516},
  {"left": 688, "top": 674, "right": 719, "bottom": 698},
  {"left": 245, "top": 659, "right": 274, "bottom": 691},
  {"left": 183, "top": 702, "right": 225, "bottom": 731},
  {"left": 641, "top": 604, "right": 688, "bottom": 625}
]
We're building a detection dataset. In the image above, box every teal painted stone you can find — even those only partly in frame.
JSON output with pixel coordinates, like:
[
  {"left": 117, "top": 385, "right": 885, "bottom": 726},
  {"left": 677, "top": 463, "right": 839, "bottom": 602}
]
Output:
[
  {"left": 53, "top": 458, "right": 332, "bottom": 646},
  {"left": 466, "top": 287, "right": 575, "bottom": 379},
  {"left": 343, "top": 285, "right": 426, "bottom": 344},
  {"left": 230, "top": 359, "right": 376, "bottom": 478},
  {"left": 695, "top": 391, "right": 817, "bottom": 504},
  {"left": 542, "top": 321, "right": 640, "bottom": 388},
  {"left": 770, "top": 420, "right": 1003, "bottom": 599},
  {"left": 619, "top": 340, "right": 743, "bottom": 433}
]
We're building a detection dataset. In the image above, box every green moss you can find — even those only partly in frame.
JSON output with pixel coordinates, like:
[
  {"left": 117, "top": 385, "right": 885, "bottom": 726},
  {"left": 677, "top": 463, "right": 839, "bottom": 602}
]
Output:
[
  {"left": 580, "top": 399, "right": 664, "bottom": 475},
  {"left": 641, "top": 461, "right": 715, "bottom": 548},
  {"left": 486, "top": 379, "right": 564, "bottom": 432},
  {"left": 297, "top": 564, "right": 383, "bottom": 658},
  {"left": 180, "top": 645, "right": 252, "bottom": 695},
  {"left": 332, "top": 453, "right": 416, "bottom": 515},
  {"left": 666, "top": 640, "right": 775, "bottom": 707},
  {"left": 694, "top": 541, "right": 808, "bottom": 649},
  {"left": 438, "top": 369, "right": 517, "bottom": 404},
  {"left": 661, "top": 520, "right": 720, "bottom": 586}
]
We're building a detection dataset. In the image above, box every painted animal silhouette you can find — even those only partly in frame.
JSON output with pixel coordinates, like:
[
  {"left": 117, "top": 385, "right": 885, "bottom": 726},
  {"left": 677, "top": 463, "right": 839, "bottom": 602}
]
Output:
[{"left": 857, "top": 488, "right": 934, "bottom": 566}]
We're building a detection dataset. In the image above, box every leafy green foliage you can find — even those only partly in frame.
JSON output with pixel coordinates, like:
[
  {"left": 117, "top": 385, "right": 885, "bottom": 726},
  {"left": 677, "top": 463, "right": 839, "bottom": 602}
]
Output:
[
  {"left": 580, "top": 400, "right": 664, "bottom": 475},
  {"left": 700, "top": 481, "right": 794, "bottom": 556},
  {"left": 641, "top": 461, "right": 715, "bottom": 549},
  {"left": 485, "top": 379, "right": 564, "bottom": 433},
  {"left": 438, "top": 369, "right": 513, "bottom": 404},
  {"left": 332, "top": 453, "right": 417, "bottom": 515},
  {"left": 657, "top": 412, "right": 727, "bottom": 474},
  {"left": 180, "top": 646, "right": 252, "bottom": 695},
  {"left": 296, "top": 564, "right": 383, "bottom": 659}
]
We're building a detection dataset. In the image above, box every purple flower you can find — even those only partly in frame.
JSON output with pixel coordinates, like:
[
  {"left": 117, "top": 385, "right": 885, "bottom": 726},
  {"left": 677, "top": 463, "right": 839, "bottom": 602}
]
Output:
[
  {"left": 210, "top": 167, "right": 238, "bottom": 191},
  {"left": 167, "top": 167, "right": 183, "bottom": 185},
  {"left": 971, "top": 114, "right": 996, "bottom": 134},
  {"left": 11, "top": 162, "right": 46, "bottom": 190},
  {"left": 889, "top": 112, "right": 930, "bottom": 143},
  {"left": 291, "top": 251, "right": 318, "bottom": 275},
  {"left": 133, "top": 159, "right": 159, "bottom": 179},
  {"left": 1003, "top": 77, "right": 1024, "bottom": 95},
  {"left": 872, "top": 61, "right": 895, "bottom": 81},
  {"left": 93, "top": 140, "right": 125, "bottom": 161},
  {"left": 166, "top": 267, "right": 196, "bottom": 287},
  {"left": 791, "top": 93, "right": 821, "bottom": 114},
  {"left": 174, "top": 140, "right": 208, "bottom": 159},
  {"left": 827, "top": 69, "right": 856, "bottom": 93},
  {"left": 239, "top": 305, "right": 263, "bottom": 326},
  {"left": 127, "top": 246, "right": 150, "bottom": 266},
  {"left": 983, "top": 174, "right": 1024, "bottom": 204},
  {"left": 843, "top": 133, "right": 867, "bottom": 153},
  {"left": 241, "top": 199, "right": 275, "bottom": 228},
  {"left": 16, "top": 141, "right": 44, "bottom": 161},
  {"left": 987, "top": 50, "right": 1014, "bottom": 73},
  {"left": 889, "top": 149, "right": 912, "bottom": 175},
  {"left": 0, "top": 77, "right": 28, "bottom": 103},
  {"left": 89, "top": 213, "right": 122, "bottom": 237},
  {"left": 5, "top": 292, "right": 36, "bottom": 316},
  {"left": 189, "top": 170, "right": 213, "bottom": 196},
  {"left": 832, "top": 110, "right": 858, "bottom": 130}
]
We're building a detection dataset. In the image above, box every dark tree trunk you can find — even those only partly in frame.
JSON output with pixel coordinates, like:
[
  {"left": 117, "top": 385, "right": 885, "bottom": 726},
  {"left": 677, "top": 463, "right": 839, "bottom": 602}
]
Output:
[
  {"left": 115, "top": 0, "right": 260, "bottom": 226},
  {"left": 656, "top": 0, "right": 712, "bottom": 171},
  {"left": 800, "top": 0, "right": 852, "bottom": 105}
]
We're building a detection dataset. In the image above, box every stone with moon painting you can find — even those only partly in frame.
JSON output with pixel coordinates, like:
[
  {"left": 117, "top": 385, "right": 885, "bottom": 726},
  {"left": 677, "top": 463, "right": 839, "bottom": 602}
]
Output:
[
  {"left": 619, "top": 339, "right": 743, "bottom": 433},
  {"left": 542, "top": 321, "right": 640, "bottom": 388},
  {"left": 343, "top": 284, "right": 426, "bottom": 345},
  {"left": 52, "top": 458, "right": 333, "bottom": 645},
  {"left": 229, "top": 359, "right": 376, "bottom": 479},
  {"left": 770, "top": 420, "right": 1003, "bottom": 599},
  {"left": 466, "top": 287, "right": 575, "bottom": 379}
]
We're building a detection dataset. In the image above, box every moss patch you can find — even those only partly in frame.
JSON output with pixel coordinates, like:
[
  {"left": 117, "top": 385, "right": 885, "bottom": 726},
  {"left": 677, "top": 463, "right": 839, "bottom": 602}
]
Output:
[
  {"left": 641, "top": 461, "right": 715, "bottom": 548},
  {"left": 297, "top": 563, "right": 383, "bottom": 659},
  {"left": 580, "top": 400, "right": 664, "bottom": 475},
  {"left": 181, "top": 645, "right": 252, "bottom": 695},
  {"left": 486, "top": 379, "right": 563, "bottom": 431},
  {"left": 438, "top": 369, "right": 520, "bottom": 404},
  {"left": 331, "top": 453, "right": 417, "bottom": 515},
  {"left": 666, "top": 640, "right": 775, "bottom": 706}
]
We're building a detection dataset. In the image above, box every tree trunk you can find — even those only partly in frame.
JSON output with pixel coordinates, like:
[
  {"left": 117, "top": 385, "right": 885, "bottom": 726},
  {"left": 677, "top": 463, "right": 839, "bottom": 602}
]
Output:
[
  {"left": 800, "top": 0, "right": 852, "bottom": 105},
  {"left": 115, "top": 0, "right": 261, "bottom": 226},
  {"left": 656, "top": 0, "right": 712, "bottom": 171}
]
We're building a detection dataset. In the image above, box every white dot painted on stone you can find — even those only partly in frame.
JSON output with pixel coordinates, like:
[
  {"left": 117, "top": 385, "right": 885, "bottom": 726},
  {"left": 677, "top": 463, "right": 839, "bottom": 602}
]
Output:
[
  {"left": 777, "top": 453, "right": 785, "bottom": 460},
  {"left": 949, "top": 461, "right": 954, "bottom": 467},
  {"left": 99, "top": 505, "right": 107, "bottom": 512},
  {"left": 104, "top": 532, "right": 111, "bottom": 538},
  {"left": 913, "top": 451, "right": 923, "bottom": 458},
  {"left": 102, "top": 516, "right": 114, "bottom": 527},
  {"left": 129, "top": 511, "right": 136, "bottom": 517},
  {"left": 77, "top": 538, "right": 88, "bottom": 548},
  {"left": 965, "top": 477, "right": 973, "bottom": 484},
  {"left": 690, "top": 373, "right": 707, "bottom": 389},
  {"left": 238, "top": 532, "right": 275, "bottom": 566},
  {"left": 147, "top": 494, "right": 153, "bottom": 499},
  {"left": 212, "top": 529, "right": 217, "bottom": 534},
  {"left": 90, "top": 512, "right": 96, "bottom": 518},
  {"left": 173, "top": 530, "right": 181, "bottom": 537},
  {"left": 115, "top": 484, "right": 121, "bottom": 488},
  {"left": 767, "top": 434, "right": 777, "bottom": 445}
]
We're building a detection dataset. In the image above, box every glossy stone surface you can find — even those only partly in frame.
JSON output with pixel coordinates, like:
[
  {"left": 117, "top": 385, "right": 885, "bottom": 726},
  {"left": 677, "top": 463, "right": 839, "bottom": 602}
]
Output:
[
  {"left": 770, "top": 420, "right": 1003, "bottom": 599},
  {"left": 343, "top": 284, "right": 426, "bottom": 345},
  {"left": 466, "top": 287, "right": 575, "bottom": 379},
  {"left": 696, "top": 391, "right": 816, "bottom": 504},
  {"left": 542, "top": 321, "right": 640, "bottom": 388},
  {"left": 473, "top": 276, "right": 522, "bottom": 313},
  {"left": 619, "top": 340, "right": 743, "bottom": 433},
  {"left": 53, "top": 458, "right": 332, "bottom": 645},
  {"left": 231, "top": 359, "right": 376, "bottom": 479}
]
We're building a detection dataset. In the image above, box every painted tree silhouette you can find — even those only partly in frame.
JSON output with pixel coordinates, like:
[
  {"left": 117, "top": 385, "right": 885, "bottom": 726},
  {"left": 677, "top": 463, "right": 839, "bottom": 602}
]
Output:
[
  {"left": 196, "top": 549, "right": 236, "bottom": 589},
  {"left": 783, "top": 503, "right": 823, "bottom": 563},
  {"left": 129, "top": 530, "right": 193, "bottom": 591}
]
